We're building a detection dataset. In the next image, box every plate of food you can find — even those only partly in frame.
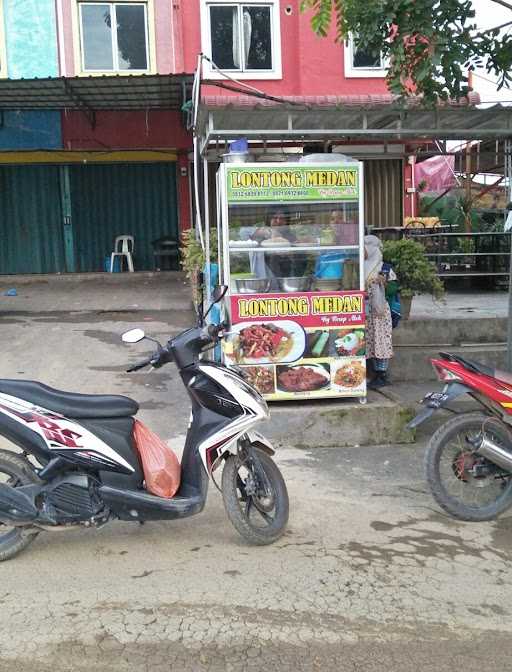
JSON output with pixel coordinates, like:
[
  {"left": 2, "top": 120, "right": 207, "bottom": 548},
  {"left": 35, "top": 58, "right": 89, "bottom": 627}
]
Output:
[
  {"left": 332, "top": 329, "right": 366, "bottom": 357},
  {"left": 276, "top": 363, "right": 330, "bottom": 393},
  {"left": 241, "top": 366, "right": 275, "bottom": 395},
  {"left": 225, "top": 320, "right": 305, "bottom": 365},
  {"left": 331, "top": 359, "right": 366, "bottom": 391}
]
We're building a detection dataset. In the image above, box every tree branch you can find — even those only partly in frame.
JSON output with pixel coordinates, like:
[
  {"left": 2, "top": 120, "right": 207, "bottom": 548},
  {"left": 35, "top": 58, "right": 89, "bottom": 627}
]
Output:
[
  {"left": 476, "top": 20, "right": 512, "bottom": 36},
  {"left": 489, "top": 0, "right": 512, "bottom": 12}
]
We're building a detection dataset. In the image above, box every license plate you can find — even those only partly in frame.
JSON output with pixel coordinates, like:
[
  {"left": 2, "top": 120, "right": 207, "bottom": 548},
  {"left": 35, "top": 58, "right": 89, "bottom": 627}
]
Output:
[{"left": 422, "top": 391, "right": 449, "bottom": 407}]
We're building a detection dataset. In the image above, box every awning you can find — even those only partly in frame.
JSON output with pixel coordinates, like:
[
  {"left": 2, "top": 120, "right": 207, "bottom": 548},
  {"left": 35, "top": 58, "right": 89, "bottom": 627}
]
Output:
[
  {"left": 0, "top": 73, "right": 194, "bottom": 111},
  {"left": 197, "top": 93, "right": 512, "bottom": 147}
]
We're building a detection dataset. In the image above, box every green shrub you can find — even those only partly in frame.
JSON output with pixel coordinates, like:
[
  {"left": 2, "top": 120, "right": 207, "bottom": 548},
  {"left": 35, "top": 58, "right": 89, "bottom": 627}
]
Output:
[
  {"left": 383, "top": 238, "right": 444, "bottom": 299},
  {"left": 180, "top": 228, "right": 218, "bottom": 279}
]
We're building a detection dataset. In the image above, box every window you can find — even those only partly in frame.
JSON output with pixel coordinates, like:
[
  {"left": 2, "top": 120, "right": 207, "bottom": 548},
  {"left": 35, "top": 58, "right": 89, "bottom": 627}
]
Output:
[
  {"left": 201, "top": 1, "right": 282, "bottom": 79},
  {"left": 344, "top": 35, "right": 386, "bottom": 78},
  {"left": 78, "top": 2, "right": 150, "bottom": 72}
]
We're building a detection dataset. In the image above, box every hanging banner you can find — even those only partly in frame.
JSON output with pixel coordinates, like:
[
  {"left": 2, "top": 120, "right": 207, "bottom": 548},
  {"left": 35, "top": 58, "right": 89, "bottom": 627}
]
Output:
[
  {"left": 227, "top": 165, "right": 360, "bottom": 203},
  {"left": 224, "top": 291, "right": 366, "bottom": 400}
]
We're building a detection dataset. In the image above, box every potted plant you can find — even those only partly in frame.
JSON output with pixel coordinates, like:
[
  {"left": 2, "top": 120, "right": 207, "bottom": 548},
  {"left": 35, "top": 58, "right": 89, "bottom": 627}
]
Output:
[
  {"left": 383, "top": 238, "right": 444, "bottom": 319},
  {"left": 180, "top": 228, "right": 218, "bottom": 308}
]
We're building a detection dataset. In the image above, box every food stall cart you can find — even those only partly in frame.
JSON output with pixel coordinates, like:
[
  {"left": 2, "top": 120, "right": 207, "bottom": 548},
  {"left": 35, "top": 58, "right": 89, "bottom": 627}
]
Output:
[{"left": 218, "top": 160, "right": 367, "bottom": 402}]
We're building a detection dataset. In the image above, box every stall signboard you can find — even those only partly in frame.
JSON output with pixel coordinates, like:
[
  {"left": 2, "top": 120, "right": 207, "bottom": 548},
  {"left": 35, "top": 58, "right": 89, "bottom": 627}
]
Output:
[
  {"left": 224, "top": 291, "right": 366, "bottom": 400},
  {"left": 227, "top": 166, "right": 360, "bottom": 203}
]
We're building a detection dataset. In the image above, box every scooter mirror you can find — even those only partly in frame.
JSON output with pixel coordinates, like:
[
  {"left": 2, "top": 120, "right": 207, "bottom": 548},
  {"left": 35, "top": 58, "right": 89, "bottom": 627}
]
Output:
[{"left": 122, "top": 328, "right": 146, "bottom": 344}]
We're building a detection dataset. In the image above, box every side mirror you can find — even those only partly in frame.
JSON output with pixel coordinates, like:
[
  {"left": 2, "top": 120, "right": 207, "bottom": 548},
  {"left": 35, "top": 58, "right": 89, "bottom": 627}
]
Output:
[
  {"left": 122, "top": 328, "right": 146, "bottom": 344},
  {"left": 212, "top": 285, "right": 228, "bottom": 303}
]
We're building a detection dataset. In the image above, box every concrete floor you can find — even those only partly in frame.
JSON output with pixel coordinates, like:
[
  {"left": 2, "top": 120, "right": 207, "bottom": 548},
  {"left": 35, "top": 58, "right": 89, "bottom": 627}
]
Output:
[
  {"left": 0, "top": 271, "right": 508, "bottom": 319},
  {"left": 412, "top": 289, "right": 508, "bottom": 319},
  {"left": 1, "top": 274, "right": 512, "bottom": 671}
]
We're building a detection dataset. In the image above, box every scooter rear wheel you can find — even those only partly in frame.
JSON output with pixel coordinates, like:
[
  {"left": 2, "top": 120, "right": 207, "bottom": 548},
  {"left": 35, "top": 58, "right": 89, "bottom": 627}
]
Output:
[
  {"left": 222, "top": 448, "right": 289, "bottom": 545},
  {"left": 0, "top": 450, "right": 40, "bottom": 561},
  {"left": 425, "top": 412, "right": 512, "bottom": 521}
]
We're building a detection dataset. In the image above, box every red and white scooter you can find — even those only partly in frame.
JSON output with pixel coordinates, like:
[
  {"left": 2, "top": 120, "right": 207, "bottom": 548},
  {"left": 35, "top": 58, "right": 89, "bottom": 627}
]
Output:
[{"left": 409, "top": 351, "right": 512, "bottom": 521}]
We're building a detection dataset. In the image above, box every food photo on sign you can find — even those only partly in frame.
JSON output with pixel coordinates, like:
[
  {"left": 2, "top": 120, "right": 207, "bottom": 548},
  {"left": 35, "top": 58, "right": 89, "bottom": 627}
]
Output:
[
  {"left": 276, "top": 363, "right": 331, "bottom": 393},
  {"left": 241, "top": 366, "right": 276, "bottom": 395},
  {"left": 331, "top": 359, "right": 366, "bottom": 393},
  {"left": 223, "top": 320, "right": 306, "bottom": 365},
  {"left": 330, "top": 328, "right": 366, "bottom": 357},
  {"left": 305, "top": 330, "right": 330, "bottom": 358}
]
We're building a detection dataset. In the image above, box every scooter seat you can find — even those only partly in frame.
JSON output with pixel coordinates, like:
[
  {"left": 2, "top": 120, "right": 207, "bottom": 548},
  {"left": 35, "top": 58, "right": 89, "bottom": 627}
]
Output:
[{"left": 0, "top": 379, "right": 139, "bottom": 419}]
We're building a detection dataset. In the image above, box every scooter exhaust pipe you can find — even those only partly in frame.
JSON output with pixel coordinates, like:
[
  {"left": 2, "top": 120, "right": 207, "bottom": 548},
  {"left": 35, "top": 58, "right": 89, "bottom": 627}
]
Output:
[
  {"left": 473, "top": 434, "right": 512, "bottom": 472},
  {"left": 0, "top": 483, "right": 38, "bottom": 526}
]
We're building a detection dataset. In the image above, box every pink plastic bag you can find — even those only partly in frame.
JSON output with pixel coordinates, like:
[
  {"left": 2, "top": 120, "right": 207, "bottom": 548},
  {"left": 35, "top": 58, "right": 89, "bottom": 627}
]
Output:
[{"left": 133, "top": 420, "right": 181, "bottom": 498}]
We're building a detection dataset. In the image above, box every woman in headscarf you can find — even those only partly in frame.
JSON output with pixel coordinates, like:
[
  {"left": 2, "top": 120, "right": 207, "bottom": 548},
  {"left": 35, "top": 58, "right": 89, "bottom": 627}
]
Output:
[{"left": 364, "top": 235, "right": 394, "bottom": 388}]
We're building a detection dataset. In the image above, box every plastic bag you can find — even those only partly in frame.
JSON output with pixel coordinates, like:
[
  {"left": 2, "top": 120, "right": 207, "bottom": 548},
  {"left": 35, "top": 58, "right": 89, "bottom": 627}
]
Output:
[
  {"left": 370, "top": 283, "right": 388, "bottom": 317},
  {"left": 133, "top": 420, "right": 181, "bottom": 499}
]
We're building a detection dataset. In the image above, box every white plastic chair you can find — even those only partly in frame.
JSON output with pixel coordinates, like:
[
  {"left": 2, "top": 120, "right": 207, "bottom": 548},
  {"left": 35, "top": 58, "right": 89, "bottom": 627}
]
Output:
[{"left": 110, "top": 235, "right": 134, "bottom": 273}]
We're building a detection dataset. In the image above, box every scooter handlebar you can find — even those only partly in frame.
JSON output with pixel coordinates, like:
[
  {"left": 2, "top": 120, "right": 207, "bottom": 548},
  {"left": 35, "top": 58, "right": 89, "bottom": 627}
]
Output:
[
  {"left": 126, "top": 357, "right": 154, "bottom": 373},
  {"left": 127, "top": 322, "right": 229, "bottom": 373},
  {"left": 126, "top": 345, "right": 174, "bottom": 373}
]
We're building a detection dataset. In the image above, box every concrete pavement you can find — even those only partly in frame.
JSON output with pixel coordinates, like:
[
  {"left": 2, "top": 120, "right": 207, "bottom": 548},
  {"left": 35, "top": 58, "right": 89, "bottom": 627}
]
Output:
[
  {"left": 2, "top": 440, "right": 512, "bottom": 671},
  {"left": 1, "top": 274, "right": 512, "bottom": 671}
]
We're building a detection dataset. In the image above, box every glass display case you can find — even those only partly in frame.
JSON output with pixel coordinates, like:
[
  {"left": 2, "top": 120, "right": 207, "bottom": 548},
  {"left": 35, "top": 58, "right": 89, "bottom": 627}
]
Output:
[{"left": 217, "top": 161, "right": 366, "bottom": 402}]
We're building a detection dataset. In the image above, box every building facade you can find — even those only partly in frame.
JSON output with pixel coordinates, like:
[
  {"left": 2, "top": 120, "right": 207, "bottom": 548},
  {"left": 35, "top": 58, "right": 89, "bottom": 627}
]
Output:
[{"left": 0, "top": 1, "right": 432, "bottom": 274}]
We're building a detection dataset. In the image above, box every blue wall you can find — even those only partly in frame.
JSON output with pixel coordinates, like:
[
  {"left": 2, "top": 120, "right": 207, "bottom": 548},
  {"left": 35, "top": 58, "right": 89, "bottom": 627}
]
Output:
[
  {"left": 4, "top": 0, "right": 59, "bottom": 78},
  {"left": 1, "top": 1, "right": 61, "bottom": 149},
  {"left": 0, "top": 111, "right": 62, "bottom": 150}
]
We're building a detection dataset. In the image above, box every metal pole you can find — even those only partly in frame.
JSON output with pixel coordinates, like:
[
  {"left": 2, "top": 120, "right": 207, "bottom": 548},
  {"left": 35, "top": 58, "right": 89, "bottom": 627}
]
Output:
[
  {"left": 203, "top": 156, "right": 211, "bottom": 307},
  {"left": 506, "top": 140, "right": 512, "bottom": 370}
]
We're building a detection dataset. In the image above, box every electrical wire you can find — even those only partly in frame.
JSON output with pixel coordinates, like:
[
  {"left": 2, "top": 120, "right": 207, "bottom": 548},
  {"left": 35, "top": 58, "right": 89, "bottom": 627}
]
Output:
[{"left": 201, "top": 54, "right": 269, "bottom": 97}]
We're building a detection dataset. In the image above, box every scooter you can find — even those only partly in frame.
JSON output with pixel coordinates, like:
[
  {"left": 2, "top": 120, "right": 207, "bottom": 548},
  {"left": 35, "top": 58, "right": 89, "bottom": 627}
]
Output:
[
  {"left": 0, "top": 286, "right": 289, "bottom": 561},
  {"left": 408, "top": 351, "right": 512, "bottom": 521}
]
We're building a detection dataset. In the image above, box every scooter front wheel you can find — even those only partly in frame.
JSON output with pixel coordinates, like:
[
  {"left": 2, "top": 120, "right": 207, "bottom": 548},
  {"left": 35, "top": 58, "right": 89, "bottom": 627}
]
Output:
[{"left": 222, "top": 448, "right": 289, "bottom": 545}]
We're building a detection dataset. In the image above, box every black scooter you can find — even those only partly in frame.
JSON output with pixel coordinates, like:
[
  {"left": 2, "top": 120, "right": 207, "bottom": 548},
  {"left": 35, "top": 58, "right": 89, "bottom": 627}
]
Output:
[{"left": 0, "top": 286, "right": 289, "bottom": 561}]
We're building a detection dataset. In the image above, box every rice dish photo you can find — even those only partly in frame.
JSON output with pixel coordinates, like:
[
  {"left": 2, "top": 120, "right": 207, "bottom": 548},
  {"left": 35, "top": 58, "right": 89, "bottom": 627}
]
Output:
[{"left": 333, "top": 360, "right": 366, "bottom": 389}]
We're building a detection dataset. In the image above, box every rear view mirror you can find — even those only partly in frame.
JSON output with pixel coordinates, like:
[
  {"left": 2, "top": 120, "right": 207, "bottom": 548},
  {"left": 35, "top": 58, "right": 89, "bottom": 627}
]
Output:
[{"left": 122, "top": 328, "right": 145, "bottom": 344}]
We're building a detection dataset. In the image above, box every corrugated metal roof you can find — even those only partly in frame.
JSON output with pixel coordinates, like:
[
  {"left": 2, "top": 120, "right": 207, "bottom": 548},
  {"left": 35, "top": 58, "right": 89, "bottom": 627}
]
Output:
[
  {"left": 198, "top": 97, "right": 512, "bottom": 142},
  {"left": 0, "top": 74, "right": 194, "bottom": 111}
]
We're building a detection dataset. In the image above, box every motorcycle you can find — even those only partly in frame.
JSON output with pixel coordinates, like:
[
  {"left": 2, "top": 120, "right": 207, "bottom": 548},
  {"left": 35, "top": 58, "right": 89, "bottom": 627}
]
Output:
[
  {"left": 408, "top": 351, "right": 512, "bottom": 521},
  {"left": 0, "top": 286, "right": 289, "bottom": 561}
]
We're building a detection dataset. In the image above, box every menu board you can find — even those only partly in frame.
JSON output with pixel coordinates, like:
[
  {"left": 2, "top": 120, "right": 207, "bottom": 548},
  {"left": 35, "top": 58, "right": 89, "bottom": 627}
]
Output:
[{"left": 224, "top": 291, "right": 366, "bottom": 400}]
